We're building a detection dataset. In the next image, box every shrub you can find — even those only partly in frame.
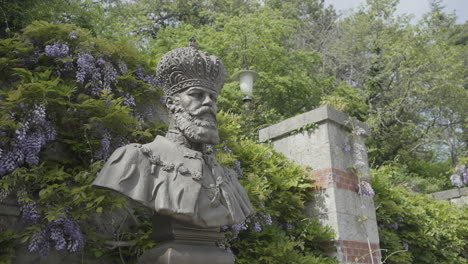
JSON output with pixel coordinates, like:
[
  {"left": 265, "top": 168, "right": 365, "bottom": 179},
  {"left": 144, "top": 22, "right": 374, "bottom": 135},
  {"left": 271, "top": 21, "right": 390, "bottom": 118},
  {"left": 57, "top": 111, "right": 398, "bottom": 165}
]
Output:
[{"left": 373, "top": 165, "right": 468, "bottom": 264}]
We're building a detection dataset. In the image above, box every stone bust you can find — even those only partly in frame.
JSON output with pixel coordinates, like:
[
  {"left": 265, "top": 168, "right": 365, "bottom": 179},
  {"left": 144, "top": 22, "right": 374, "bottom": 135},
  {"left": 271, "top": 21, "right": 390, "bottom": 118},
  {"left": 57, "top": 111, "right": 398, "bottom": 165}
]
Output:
[{"left": 93, "top": 42, "right": 254, "bottom": 228}]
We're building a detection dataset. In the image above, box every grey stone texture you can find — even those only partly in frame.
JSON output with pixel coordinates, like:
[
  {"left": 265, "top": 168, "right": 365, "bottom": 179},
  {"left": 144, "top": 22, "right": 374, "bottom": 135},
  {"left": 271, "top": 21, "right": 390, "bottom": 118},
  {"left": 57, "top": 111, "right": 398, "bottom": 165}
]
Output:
[
  {"left": 429, "top": 187, "right": 468, "bottom": 207},
  {"left": 139, "top": 215, "right": 234, "bottom": 264},
  {"left": 259, "top": 106, "right": 381, "bottom": 264}
]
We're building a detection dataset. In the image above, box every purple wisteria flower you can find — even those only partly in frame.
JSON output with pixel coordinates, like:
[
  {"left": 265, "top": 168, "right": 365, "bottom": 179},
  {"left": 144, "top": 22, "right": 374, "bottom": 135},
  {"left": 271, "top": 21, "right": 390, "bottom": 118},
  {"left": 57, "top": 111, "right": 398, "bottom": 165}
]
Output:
[
  {"left": 356, "top": 181, "right": 375, "bottom": 198},
  {"left": 455, "top": 164, "right": 468, "bottom": 185},
  {"left": 253, "top": 222, "right": 262, "bottom": 232},
  {"left": 389, "top": 222, "right": 398, "bottom": 231},
  {"left": 354, "top": 127, "right": 366, "bottom": 136},
  {"left": 343, "top": 143, "right": 351, "bottom": 152},
  {"left": 0, "top": 188, "right": 9, "bottom": 201},
  {"left": 135, "top": 66, "right": 160, "bottom": 88},
  {"left": 343, "top": 138, "right": 351, "bottom": 152},
  {"left": 21, "top": 56, "right": 39, "bottom": 65},
  {"left": 94, "top": 130, "right": 112, "bottom": 161},
  {"left": 223, "top": 143, "right": 233, "bottom": 155},
  {"left": 354, "top": 161, "right": 366, "bottom": 169},
  {"left": 28, "top": 230, "right": 49, "bottom": 257},
  {"left": 123, "top": 94, "right": 136, "bottom": 108},
  {"left": 28, "top": 216, "right": 84, "bottom": 257},
  {"left": 96, "top": 58, "right": 106, "bottom": 66},
  {"left": 450, "top": 174, "right": 463, "bottom": 188},
  {"left": 0, "top": 104, "right": 56, "bottom": 175},
  {"left": 76, "top": 52, "right": 96, "bottom": 84},
  {"left": 234, "top": 160, "right": 242, "bottom": 174},
  {"left": 231, "top": 220, "right": 248, "bottom": 239},
  {"left": 69, "top": 31, "right": 77, "bottom": 39},
  {"left": 45, "top": 42, "right": 69, "bottom": 58},
  {"left": 20, "top": 202, "right": 41, "bottom": 225},
  {"left": 118, "top": 61, "right": 128, "bottom": 75},
  {"left": 76, "top": 54, "right": 119, "bottom": 95},
  {"left": 262, "top": 213, "right": 273, "bottom": 225},
  {"left": 402, "top": 242, "right": 409, "bottom": 251}
]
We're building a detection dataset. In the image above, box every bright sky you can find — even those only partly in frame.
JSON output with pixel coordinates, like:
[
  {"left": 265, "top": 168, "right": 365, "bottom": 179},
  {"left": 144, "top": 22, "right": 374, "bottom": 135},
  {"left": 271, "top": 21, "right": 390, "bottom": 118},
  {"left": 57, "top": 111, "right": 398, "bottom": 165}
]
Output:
[{"left": 324, "top": 0, "right": 468, "bottom": 24}]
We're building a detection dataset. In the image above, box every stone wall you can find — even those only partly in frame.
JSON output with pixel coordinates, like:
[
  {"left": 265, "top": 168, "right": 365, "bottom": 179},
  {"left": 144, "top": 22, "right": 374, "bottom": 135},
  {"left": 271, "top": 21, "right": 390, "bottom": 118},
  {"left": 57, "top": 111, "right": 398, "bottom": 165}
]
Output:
[
  {"left": 259, "top": 106, "right": 381, "bottom": 264},
  {"left": 428, "top": 187, "right": 468, "bottom": 207}
]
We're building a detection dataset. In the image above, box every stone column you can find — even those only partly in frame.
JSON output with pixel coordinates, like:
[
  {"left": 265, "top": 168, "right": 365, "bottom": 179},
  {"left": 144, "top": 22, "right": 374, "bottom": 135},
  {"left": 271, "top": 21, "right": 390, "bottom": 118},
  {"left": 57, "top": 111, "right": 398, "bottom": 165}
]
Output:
[{"left": 259, "top": 106, "right": 381, "bottom": 264}]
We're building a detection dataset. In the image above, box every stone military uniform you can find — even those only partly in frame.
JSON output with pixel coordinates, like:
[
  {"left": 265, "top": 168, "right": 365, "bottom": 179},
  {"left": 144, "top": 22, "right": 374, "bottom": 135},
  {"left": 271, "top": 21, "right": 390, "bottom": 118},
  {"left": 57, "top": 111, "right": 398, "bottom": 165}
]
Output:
[{"left": 93, "top": 131, "right": 253, "bottom": 228}]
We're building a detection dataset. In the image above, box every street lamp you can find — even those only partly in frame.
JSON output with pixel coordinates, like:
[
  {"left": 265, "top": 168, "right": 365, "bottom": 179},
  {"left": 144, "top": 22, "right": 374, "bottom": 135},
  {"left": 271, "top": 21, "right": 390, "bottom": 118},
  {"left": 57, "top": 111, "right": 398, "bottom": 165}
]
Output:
[{"left": 232, "top": 70, "right": 258, "bottom": 104}]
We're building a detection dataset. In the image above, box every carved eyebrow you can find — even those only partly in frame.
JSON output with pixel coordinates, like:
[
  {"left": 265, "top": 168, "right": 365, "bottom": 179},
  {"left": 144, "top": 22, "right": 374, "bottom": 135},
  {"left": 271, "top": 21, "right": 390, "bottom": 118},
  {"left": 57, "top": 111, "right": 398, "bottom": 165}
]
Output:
[{"left": 187, "top": 87, "right": 217, "bottom": 96}]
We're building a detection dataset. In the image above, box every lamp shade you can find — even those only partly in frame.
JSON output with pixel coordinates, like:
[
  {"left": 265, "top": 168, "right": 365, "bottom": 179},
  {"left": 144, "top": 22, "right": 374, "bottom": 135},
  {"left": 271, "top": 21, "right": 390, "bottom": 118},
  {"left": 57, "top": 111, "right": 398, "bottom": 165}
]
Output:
[{"left": 232, "top": 70, "right": 258, "bottom": 95}]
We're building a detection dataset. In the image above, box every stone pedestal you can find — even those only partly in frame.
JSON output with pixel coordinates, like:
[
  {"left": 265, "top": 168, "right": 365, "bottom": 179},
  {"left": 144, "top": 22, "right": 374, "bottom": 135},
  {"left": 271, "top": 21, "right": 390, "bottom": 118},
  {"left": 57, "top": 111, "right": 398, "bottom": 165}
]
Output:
[
  {"left": 259, "top": 106, "right": 381, "bottom": 264},
  {"left": 139, "top": 215, "right": 234, "bottom": 264}
]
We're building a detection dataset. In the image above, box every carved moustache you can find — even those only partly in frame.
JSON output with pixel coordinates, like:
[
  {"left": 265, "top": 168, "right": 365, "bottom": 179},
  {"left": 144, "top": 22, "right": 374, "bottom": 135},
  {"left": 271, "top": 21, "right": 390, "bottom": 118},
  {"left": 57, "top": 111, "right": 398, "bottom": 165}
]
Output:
[
  {"left": 189, "top": 106, "right": 217, "bottom": 118},
  {"left": 174, "top": 105, "right": 217, "bottom": 128}
]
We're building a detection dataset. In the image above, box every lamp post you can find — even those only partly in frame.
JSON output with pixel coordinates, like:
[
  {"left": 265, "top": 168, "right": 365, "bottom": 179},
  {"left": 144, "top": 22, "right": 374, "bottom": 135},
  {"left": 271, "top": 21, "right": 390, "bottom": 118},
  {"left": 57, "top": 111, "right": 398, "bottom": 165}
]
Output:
[{"left": 232, "top": 70, "right": 258, "bottom": 112}]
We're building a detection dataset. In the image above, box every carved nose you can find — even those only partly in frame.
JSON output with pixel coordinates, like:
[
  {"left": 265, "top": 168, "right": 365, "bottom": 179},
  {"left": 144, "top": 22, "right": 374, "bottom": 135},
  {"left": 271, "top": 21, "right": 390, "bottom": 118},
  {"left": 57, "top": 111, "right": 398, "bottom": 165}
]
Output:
[{"left": 202, "top": 94, "right": 213, "bottom": 106}]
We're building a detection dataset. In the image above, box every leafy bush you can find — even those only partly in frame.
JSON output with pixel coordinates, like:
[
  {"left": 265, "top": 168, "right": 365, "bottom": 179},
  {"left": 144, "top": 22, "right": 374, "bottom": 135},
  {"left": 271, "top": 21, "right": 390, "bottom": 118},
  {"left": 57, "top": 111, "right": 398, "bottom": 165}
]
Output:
[
  {"left": 0, "top": 21, "right": 164, "bottom": 262},
  {"left": 373, "top": 165, "right": 468, "bottom": 264}
]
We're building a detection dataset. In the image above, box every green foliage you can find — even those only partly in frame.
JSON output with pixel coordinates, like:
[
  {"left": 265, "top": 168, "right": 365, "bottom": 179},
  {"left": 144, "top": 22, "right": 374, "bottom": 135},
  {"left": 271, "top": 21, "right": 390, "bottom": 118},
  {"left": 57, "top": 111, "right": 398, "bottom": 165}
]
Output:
[
  {"left": 373, "top": 165, "right": 468, "bottom": 264},
  {"left": 320, "top": 82, "right": 368, "bottom": 121},
  {"left": 0, "top": 229, "right": 17, "bottom": 264},
  {"left": 0, "top": 21, "right": 164, "bottom": 262},
  {"left": 233, "top": 225, "right": 336, "bottom": 264}
]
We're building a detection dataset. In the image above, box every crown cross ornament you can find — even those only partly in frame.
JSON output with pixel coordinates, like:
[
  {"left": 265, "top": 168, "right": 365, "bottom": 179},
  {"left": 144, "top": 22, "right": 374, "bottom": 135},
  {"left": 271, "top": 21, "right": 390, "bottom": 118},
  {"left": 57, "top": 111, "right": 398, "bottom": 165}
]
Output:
[{"left": 156, "top": 38, "right": 227, "bottom": 96}]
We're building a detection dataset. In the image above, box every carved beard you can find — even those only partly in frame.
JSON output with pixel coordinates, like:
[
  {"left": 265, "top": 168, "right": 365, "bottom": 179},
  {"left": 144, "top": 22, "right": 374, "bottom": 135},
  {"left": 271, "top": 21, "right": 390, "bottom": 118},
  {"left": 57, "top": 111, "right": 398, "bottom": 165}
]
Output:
[{"left": 173, "top": 105, "right": 220, "bottom": 145}]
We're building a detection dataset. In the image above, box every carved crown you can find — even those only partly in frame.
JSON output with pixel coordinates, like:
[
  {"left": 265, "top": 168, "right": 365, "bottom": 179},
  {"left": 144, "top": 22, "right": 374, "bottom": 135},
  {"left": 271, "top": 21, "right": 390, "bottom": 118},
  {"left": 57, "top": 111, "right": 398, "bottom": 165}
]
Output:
[{"left": 156, "top": 45, "right": 227, "bottom": 96}]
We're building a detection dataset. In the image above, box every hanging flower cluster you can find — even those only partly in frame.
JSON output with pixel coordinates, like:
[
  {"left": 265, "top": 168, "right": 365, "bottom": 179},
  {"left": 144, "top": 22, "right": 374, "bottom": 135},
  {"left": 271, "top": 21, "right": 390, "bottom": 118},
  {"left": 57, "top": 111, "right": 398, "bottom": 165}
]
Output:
[
  {"left": 76, "top": 52, "right": 119, "bottom": 96},
  {"left": 356, "top": 181, "right": 375, "bottom": 198},
  {"left": 450, "top": 164, "right": 467, "bottom": 188},
  {"left": 28, "top": 216, "right": 84, "bottom": 256},
  {"left": 349, "top": 122, "right": 375, "bottom": 198},
  {"left": 20, "top": 203, "right": 84, "bottom": 257},
  {"left": 226, "top": 212, "right": 273, "bottom": 239},
  {"left": 45, "top": 42, "right": 69, "bottom": 58},
  {"left": 0, "top": 104, "right": 56, "bottom": 176}
]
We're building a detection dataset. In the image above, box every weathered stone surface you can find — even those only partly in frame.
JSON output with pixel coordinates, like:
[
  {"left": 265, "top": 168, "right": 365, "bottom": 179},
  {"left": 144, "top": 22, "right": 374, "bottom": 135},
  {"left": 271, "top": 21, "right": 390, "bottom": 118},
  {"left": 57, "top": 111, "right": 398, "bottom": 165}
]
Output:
[
  {"left": 450, "top": 196, "right": 468, "bottom": 206},
  {"left": 430, "top": 187, "right": 468, "bottom": 207},
  {"left": 459, "top": 187, "right": 468, "bottom": 196},
  {"left": 259, "top": 105, "right": 369, "bottom": 143},
  {"left": 139, "top": 215, "right": 234, "bottom": 264},
  {"left": 432, "top": 188, "right": 461, "bottom": 200},
  {"left": 261, "top": 106, "right": 381, "bottom": 264},
  {"left": 139, "top": 242, "right": 234, "bottom": 264}
]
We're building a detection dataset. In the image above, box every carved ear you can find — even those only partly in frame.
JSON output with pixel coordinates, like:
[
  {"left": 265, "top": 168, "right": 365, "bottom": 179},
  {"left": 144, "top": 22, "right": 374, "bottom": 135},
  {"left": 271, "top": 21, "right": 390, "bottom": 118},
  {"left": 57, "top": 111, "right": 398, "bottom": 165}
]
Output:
[{"left": 166, "top": 96, "right": 176, "bottom": 114}]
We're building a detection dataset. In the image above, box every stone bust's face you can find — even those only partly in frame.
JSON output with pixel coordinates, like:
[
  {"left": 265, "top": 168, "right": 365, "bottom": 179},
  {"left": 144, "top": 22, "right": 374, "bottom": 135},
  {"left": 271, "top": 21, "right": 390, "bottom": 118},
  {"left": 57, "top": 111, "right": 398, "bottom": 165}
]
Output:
[
  {"left": 167, "top": 87, "right": 220, "bottom": 145},
  {"left": 178, "top": 87, "right": 218, "bottom": 116}
]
